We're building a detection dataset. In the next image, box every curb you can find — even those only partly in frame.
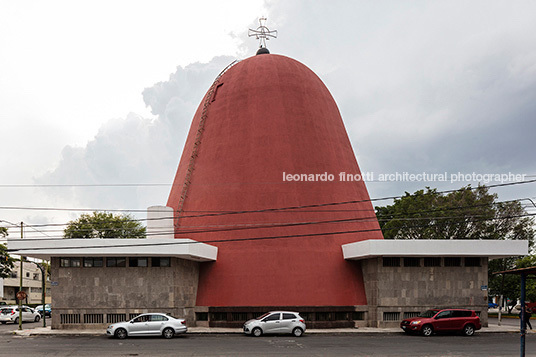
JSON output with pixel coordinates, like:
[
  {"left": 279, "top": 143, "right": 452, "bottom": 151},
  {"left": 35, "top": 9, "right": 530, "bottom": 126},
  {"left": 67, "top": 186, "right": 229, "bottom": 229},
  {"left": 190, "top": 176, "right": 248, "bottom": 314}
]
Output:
[{"left": 10, "top": 327, "right": 524, "bottom": 337}]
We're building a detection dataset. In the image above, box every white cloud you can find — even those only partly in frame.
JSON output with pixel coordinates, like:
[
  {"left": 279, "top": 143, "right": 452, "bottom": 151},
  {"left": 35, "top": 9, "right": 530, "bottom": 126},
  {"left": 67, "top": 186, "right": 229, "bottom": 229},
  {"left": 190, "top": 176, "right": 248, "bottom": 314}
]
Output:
[{"left": 2, "top": 0, "right": 536, "bottom": 235}]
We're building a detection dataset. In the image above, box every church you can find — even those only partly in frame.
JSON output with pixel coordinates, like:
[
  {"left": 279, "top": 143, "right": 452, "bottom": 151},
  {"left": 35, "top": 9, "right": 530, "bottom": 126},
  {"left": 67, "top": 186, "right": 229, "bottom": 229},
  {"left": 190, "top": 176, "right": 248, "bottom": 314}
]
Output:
[{"left": 8, "top": 26, "right": 528, "bottom": 329}]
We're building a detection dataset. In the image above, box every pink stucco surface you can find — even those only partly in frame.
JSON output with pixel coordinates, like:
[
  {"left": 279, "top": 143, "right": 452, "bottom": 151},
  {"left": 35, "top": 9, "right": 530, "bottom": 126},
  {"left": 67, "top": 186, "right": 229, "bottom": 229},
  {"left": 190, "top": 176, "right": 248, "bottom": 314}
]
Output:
[{"left": 167, "top": 54, "right": 383, "bottom": 307}]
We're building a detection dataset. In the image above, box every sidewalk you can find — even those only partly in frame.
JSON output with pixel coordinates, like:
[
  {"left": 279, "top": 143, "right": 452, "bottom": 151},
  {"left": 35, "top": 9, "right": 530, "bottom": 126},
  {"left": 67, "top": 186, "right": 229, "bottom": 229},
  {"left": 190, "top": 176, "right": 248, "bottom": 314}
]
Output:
[{"left": 10, "top": 323, "right": 526, "bottom": 337}]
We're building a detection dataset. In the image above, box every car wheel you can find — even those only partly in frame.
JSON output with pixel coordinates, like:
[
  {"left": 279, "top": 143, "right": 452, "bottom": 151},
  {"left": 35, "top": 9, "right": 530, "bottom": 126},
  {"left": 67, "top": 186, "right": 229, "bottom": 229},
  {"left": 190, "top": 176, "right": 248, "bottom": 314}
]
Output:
[
  {"left": 115, "top": 328, "right": 128, "bottom": 339},
  {"left": 292, "top": 327, "right": 304, "bottom": 337},
  {"left": 252, "top": 327, "right": 262, "bottom": 337},
  {"left": 163, "top": 327, "right": 175, "bottom": 339},
  {"left": 1, "top": 322, "right": 6, "bottom": 325},
  {"left": 421, "top": 324, "right": 433, "bottom": 337},
  {"left": 14, "top": 317, "right": 19, "bottom": 325},
  {"left": 34, "top": 315, "right": 40, "bottom": 322},
  {"left": 463, "top": 324, "right": 475, "bottom": 336}
]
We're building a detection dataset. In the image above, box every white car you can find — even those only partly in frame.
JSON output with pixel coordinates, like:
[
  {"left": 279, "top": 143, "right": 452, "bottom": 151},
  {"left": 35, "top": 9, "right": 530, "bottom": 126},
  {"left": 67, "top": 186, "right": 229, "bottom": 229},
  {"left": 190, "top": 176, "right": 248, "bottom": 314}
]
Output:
[
  {"left": 0, "top": 306, "right": 41, "bottom": 324},
  {"left": 243, "top": 311, "right": 306, "bottom": 337},
  {"left": 106, "top": 313, "right": 187, "bottom": 339}
]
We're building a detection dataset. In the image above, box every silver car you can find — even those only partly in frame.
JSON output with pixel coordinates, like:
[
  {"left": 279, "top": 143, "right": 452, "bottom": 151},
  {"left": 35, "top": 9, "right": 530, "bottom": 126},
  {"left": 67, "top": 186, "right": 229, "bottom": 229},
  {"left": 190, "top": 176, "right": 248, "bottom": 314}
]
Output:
[
  {"left": 106, "top": 313, "right": 187, "bottom": 339},
  {"left": 243, "top": 311, "right": 306, "bottom": 337},
  {"left": 0, "top": 306, "right": 41, "bottom": 324}
]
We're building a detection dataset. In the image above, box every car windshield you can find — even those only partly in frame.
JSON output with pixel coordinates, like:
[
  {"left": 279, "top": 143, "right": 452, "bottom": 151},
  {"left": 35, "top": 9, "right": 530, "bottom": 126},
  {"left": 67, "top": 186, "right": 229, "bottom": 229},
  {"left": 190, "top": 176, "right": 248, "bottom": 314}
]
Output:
[
  {"left": 418, "top": 310, "right": 438, "bottom": 318},
  {"left": 256, "top": 313, "right": 271, "bottom": 320}
]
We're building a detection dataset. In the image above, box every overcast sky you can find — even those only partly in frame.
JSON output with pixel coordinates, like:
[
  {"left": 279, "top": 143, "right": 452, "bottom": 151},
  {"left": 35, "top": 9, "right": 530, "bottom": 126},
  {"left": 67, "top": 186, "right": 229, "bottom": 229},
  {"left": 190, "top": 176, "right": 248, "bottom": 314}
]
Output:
[{"left": 1, "top": 0, "right": 535, "bottom": 238}]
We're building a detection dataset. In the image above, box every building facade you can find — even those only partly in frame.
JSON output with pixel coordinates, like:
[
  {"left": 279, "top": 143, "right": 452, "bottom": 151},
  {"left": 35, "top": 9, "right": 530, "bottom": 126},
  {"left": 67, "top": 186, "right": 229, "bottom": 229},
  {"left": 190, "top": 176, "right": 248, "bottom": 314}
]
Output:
[
  {"left": 1, "top": 260, "right": 51, "bottom": 305},
  {"left": 6, "top": 51, "right": 530, "bottom": 329}
]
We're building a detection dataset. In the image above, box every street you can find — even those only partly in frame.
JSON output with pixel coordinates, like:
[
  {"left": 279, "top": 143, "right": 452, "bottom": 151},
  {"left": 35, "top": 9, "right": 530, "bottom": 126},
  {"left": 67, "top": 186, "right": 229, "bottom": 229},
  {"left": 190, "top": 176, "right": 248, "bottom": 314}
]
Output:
[{"left": 1, "top": 332, "right": 536, "bottom": 356}]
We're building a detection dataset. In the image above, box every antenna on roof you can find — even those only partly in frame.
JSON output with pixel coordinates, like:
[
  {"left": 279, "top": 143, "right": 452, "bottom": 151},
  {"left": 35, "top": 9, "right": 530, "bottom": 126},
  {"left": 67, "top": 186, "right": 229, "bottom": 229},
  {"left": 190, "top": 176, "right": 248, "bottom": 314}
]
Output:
[{"left": 248, "top": 17, "right": 277, "bottom": 54}]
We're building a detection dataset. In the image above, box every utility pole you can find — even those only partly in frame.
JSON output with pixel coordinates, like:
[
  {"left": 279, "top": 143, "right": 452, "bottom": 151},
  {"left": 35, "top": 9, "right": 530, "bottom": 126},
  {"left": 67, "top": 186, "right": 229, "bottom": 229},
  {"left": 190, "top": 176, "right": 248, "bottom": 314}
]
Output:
[
  {"left": 18, "top": 222, "right": 23, "bottom": 331},
  {"left": 41, "top": 263, "right": 46, "bottom": 327}
]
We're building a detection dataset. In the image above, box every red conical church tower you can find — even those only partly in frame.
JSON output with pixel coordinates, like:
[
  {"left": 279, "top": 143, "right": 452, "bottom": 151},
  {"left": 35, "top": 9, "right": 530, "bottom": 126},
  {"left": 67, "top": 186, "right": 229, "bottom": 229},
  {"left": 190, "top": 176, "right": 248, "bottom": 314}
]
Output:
[{"left": 167, "top": 48, "right": 383, "bottom": 325}]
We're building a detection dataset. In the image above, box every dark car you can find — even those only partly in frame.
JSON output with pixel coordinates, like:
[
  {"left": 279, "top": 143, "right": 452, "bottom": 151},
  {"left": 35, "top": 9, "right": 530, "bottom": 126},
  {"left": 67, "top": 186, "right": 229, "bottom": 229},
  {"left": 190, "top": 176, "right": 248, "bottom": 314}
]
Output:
[{"left": 400, "top": 309, "right": 481, "bottom": 336}]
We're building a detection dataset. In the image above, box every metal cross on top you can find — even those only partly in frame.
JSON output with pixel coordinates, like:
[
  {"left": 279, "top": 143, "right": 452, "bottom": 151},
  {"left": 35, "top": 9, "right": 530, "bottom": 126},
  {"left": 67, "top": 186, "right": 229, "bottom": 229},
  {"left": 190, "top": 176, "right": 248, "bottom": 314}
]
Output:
[{"left": 248, "top": 17, "right": 277, "bottom": 49}]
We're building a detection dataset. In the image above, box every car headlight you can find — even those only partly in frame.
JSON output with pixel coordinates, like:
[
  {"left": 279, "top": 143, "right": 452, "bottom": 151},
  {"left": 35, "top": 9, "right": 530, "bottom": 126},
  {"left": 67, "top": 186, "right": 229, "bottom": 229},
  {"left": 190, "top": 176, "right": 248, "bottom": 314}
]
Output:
[{"left": 410, "top": 321, "right": 421, "bottom": 325}]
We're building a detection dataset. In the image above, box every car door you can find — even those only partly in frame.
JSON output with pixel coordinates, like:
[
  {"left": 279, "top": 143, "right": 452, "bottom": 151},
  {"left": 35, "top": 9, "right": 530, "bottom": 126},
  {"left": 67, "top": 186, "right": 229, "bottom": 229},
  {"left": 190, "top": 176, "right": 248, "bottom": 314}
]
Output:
[
  {"left": 280, "top": 313, "right": 297, "bottom": 334},
  {"left": 147, "top": 314, "right": 168, "bottom": 335},
  {"left": 261, "top": 313, "right": 281, "bottom": 333},
  {"left": 22, "top": 307, "right": 33, "bottom": 322},
  {"left": 128, "top": 315, "right": 151, "bottom": 335},
  {"left": 451, "top": 310, "right": 470, "bottom": 330},
  {"left": 433, "top": 310, "right": 453, "bottom": 331}
]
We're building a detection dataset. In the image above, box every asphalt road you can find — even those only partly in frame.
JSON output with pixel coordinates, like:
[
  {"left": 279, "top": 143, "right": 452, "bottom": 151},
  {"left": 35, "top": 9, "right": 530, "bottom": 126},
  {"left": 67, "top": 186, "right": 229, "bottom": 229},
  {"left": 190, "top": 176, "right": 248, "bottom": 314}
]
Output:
[
  {"left": 1, "top": 333, "right": 536, "bottom": 356},
  {"left": 0, "top": 319, "right": 44, "bottom": 333}
]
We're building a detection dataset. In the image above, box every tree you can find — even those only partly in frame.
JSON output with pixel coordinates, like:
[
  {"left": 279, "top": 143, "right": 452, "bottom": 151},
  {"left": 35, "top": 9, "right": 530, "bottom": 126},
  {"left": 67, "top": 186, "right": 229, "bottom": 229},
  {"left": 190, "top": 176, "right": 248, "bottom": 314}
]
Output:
[
  {"left": 0, "top": 226, "right": 14, "bottom": 278},
  {"left": 375, "top": 185, "right": 534, "bottom": 243},
  {"left": 63, "top": 212, "right": 146, "bottom": 239},
  {"left": 375, "top": 185, "right": 535, "bottom": 308}
]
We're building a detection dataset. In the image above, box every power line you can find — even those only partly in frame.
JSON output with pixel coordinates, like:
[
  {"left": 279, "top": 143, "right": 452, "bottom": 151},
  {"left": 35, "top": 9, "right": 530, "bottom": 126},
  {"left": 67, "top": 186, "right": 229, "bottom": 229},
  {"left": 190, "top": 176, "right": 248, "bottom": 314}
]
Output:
[
  {"left": 12, "top": 211, "right": 536, "bottom": 241},
  {"left": 9, "top": 212, "right": 534, "bottom": 253},
  {"left": 7, "top": 196, "right": 535, "bottom": 235}
]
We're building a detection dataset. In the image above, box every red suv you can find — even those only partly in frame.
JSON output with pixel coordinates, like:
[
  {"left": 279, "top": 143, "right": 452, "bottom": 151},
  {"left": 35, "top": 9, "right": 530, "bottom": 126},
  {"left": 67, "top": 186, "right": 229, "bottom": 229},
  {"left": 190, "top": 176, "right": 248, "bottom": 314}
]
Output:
[{"left": 400, "top": 309, "right": 481, "bottom": 336}]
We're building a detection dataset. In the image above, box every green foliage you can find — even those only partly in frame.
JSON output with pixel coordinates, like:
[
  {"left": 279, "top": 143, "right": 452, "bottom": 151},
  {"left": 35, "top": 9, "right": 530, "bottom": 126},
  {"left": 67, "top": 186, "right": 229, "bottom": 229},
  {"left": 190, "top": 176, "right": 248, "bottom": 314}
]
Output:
[
  {"left": 0, "top": 227, "right": 7, "bottom": 237},
  {"left": 377, "top": 185, "right": 536, "bottom": 306},
  {"left": 375, "top": 185, "right": 534, "bottom": 244},
  {"left": 0, "top": 243, "right": 14, "bottom": 279},
  {"left": 488, "top": 255, "right": 536, "bottom": 308},
  {"left": 63, "top": 212, "right": 146, "bottom": 239}
]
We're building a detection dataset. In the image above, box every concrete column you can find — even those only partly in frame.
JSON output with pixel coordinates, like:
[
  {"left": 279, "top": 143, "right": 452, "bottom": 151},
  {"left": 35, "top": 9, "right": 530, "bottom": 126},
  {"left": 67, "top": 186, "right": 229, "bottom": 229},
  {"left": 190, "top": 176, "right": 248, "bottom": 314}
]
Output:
[{"left": 146, "top": 206, "right": 175, "bottom": 239}]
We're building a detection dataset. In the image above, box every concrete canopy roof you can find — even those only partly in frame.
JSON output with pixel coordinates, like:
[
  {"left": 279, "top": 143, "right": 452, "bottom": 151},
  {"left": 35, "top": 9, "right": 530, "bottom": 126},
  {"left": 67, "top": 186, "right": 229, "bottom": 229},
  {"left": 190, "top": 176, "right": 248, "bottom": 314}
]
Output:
[
  {"left": 342, "top": 239, "right": 528, "bottom": 260},
  {"left": 7, "top": 238, "right": 218, "bottom": 262}
]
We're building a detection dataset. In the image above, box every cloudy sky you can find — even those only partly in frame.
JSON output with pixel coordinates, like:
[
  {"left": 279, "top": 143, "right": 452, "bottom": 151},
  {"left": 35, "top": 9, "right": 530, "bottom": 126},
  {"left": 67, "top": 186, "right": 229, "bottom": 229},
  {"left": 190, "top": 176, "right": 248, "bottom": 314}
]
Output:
[{"left": 1, "top": 0, "right": 535, "bottom": 238}]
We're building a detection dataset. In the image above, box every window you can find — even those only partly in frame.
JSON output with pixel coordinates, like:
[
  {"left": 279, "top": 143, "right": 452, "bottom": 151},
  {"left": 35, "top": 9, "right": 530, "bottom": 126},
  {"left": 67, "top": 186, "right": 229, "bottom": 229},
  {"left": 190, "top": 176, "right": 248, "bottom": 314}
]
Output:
[
  {"left": 33, "top": 273, "right": 40, "bottom": 280},
  {"left": 283, "top": 313, "right": 297, "bottom": 320},
  {"left": 211, "top": 312, "right": 227, "bottom": 321},
  {"left": 30, "top": 287, "right": 42, "bottom": 293},
  {"left": 150, "top": 315, "right": 168, "bottom": 322},
  {"left": 334, "top": 312, "right": 349, "bottom": 321},
  {"left": 403, "top": 257, "right": 420, "bottom": 267},
  {"left": 83, "top": 314, "right": 103, "bottom": 324},
  {"left": 84, "top": 257, "right": 103, "bottom": 268},
  {"left": 129, "top": 257, "right": 148, "bottom": 267},
  {"left": 403, "top": 312, "right": 420, "bottom": 319},
  {"left": 107, "top": 314, "right": 126, "bottom": 324},
  {"left": 132, "top": 315, "right": 150, "bottom": 323},
  {"left": 263, "top": 313, "right": 280, "bottom": 322},
  {"left": 444, "top": 257, "right": 461, "bottom": 267},
  {"left": 452, "top": 310, "right": 472, "bottom": 317},
  {"left": 60, "top": 258, "right": 81, "bottom": 267},
  {"left": 435, "top": 310, "right": 453, "bottom": 319},
  {"left": 106, "top": 257, "right": 126, "bottom": 267},
  {"left": 383, "top": 312, "right": 400, "bottom": 321},
  {"left": 60, "top": 314, "right": 80, "bottom": 324},
  {"left": 231, "top": 312, "right": 248, "bottom": 321},
  {"left": 352, "top": 312, "right": 365, "bottom": 321},
  {"left": 151, "top": 257, "right": 171, "bottom": 267},
  {"left": 464, "top": 257, "right": 481, "bottom": 267},
  {"left": 196, "top": 312, "right": 208, "bottom": 321},
  {"left": 424, "top": 257, "right": 441, "bottom": 267},
  {"left": 26, "top": 272, "right": 30, "bottom": 278},
  {"left": 316, "top": 312, "right": 331, "bottom": 321},
  {"left": 382, "top": 257, "right": 400, "bottom": 267},
  {"left": 10, "top": 272, "right": 17, "bottom": 278}
]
